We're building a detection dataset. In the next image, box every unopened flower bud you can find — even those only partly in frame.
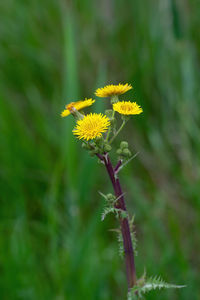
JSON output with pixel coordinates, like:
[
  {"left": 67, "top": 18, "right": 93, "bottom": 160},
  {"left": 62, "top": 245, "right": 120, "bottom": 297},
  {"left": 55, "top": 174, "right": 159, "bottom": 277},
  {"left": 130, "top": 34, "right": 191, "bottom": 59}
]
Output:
[
  {"left": 120, "top": 141, "right": 128, "bottom": 149},
  {"left": 104, "top": 144, "right": 112, "bottom": 152},
  {"left": 105, "top": 109, "right": 113, "bottom": 118},
  {"left": 107, "top": 193, "right": 114, "bottom": 200},
  {"left": 111, "top": 95, "right": 119, "bottom": 104},
  {"left": 123, "top": 148, "right": 131, "bottom": 157},
  {"left": 116, "top": 149, "right": 122, "bottom": 155}
]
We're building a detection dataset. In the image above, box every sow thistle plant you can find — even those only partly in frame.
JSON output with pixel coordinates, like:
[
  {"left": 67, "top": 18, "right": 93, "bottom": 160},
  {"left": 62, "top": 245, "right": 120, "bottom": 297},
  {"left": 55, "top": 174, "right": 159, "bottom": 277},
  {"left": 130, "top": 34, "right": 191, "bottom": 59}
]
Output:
[{"left": 61, "top": 83, "right": 185, "bottom": 299}]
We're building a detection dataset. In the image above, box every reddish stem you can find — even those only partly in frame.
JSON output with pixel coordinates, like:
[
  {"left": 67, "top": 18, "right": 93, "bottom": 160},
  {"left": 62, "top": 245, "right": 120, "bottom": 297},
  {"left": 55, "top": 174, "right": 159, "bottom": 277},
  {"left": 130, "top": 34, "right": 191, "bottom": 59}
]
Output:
[
  {"left": 103, "top": 154, "right": 136, "bottom": 289},
  {"left": 114, "top": 159, "right": 122, "bottom": 173}
]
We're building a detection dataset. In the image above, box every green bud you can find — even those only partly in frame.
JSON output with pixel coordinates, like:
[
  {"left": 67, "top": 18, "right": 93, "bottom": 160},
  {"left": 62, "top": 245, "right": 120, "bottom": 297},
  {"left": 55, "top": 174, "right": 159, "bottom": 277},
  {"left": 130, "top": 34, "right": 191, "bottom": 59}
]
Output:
[
  {"left": 120, "top": 141, "right": 128, "bottom": 149},
  {"left": 105, "top": 109, "right": 113, "bottom": 118},
  {"left": 111, "top": 95, "right": 119, "bottom": 104},
  {"left": 122, "top": 148, "right": 131, "bottom": 157},
  {"left": 104, "top": 144, "right": 112, "bottom": 152},
  {"left": 107, "top": 193, "right": 114, "bottom": 200},
  {"left": 116, "top": 149, "right": 122, "bottom": 155}
]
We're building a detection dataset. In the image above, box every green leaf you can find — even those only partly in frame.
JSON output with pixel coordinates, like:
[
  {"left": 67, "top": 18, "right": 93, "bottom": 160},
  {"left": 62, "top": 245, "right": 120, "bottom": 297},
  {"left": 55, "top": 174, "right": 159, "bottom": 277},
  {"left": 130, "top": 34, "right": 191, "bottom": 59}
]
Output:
[
  {"left": 101, "top": 207, "right": 126, "bottom": 221},
  {"left": 117, "top": 231, "right": 124, "bottom": 258},
  {"left": 129, "top": 216, "right": 137, "bottom": 255},
  {"left": 128, "top": 275, "right": 186, "bottom": 299}
]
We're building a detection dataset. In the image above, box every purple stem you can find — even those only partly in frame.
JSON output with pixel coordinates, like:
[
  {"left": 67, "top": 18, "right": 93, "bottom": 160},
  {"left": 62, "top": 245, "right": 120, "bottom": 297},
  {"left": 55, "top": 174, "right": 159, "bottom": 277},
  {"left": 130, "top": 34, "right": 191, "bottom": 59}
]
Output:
[
  {"left": 103, "top": 154, "right": 136, "bottom": 289},
  {"left": 114, "top": 159, "right": 122, "bottom": 173}
]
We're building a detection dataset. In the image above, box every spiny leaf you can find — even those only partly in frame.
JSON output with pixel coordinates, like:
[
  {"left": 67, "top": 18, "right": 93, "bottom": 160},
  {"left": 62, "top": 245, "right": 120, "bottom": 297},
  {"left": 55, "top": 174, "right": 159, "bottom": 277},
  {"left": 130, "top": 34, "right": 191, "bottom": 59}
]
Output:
[
  {"left": 131, "top": 231, "right": 137, "bottom": 256},
  {"left": 129, "top": 216, "right": 137, "bottom": 255},
  {"left": 101, "top": 207, "right": 126, "bottom": 221},
  {"left": 100, "top": 191, "right": 128, "bottom": 221},
  {"left": 99, "top": 190, "right": 125, "bottom": 204},
  {"left": 142, "top": 276, "right": 186, "bottom": 292},
  {"left": 117, "top": 231, "right": 124, "bottom": 258},
  {"left": 127, "top": 292, "right": 139, "bottom": 300},
  {"left": 128, "top": 275, "right": 186, "bottom": 299},
  {"left": 101, "top": 207, "right": 116, "bottom": 221}
]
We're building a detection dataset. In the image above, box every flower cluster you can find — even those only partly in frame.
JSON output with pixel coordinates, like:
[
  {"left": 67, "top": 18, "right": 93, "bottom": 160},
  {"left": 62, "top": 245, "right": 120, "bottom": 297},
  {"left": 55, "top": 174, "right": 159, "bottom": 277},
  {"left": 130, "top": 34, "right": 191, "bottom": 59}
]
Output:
[{"left": 61, "top": 83, "right": 143, "bottom": 142}]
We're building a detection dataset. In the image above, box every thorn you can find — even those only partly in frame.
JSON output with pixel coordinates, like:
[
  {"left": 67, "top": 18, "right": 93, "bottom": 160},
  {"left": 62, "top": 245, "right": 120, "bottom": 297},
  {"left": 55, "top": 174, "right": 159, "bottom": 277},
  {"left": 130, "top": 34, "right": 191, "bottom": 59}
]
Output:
[
  {"left": 109, "top": 228, "right": 121, "bottom": 233},
  {"left": 98, "top": 191, "right": 107, "bottom": 200},
  {"left": 113, "top": 192, "right": 126, "bottom": 204},
  {"left": 116, "top": 152, "right": 139, "bottom": 174}
]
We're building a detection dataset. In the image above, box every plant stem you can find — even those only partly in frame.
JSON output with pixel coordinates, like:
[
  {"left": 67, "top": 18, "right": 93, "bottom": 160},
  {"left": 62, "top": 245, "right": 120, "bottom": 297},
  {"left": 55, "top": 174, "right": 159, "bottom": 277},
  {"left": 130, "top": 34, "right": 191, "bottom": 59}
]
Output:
[
  {"left": 109, "top": 120, "right": 126, "bottom": 144},
  {"left": 102, "top": 154, "right": 136, "bottom": 290},
  {"left": 114, "top": 160, "right": 122, "bottom": 173},
  {"left": 106, "top": 110, "right": 115, "bottom": 142}
]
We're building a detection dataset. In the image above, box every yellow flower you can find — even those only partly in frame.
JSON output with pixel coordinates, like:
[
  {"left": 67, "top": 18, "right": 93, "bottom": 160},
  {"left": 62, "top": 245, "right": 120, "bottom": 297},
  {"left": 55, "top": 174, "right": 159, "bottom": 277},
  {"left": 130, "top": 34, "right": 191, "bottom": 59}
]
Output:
[
  {"left": 113, "top": 101, "right": 143, "bottom": 115},
  {"left": 73, "top": 113, "right": 110, "bottom": 141},
  {"left": 95, "top": 83, "right": 132, "bottom": 97},
  {"left": 61, "top": 98, "right": 95, "bottom": 117}
]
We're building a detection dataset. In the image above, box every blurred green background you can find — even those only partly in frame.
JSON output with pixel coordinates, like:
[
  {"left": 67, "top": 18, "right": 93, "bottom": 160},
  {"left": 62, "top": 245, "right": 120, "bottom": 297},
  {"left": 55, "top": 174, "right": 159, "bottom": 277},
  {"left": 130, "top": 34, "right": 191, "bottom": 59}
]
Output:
[{"left": 0, "top": 0, "right": 200, "bottom": 299}]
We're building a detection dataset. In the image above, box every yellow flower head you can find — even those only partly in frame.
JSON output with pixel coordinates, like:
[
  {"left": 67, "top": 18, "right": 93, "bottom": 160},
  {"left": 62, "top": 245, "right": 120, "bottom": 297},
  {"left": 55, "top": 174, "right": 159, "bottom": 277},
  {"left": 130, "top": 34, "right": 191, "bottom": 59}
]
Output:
[
  {"left": 113, "top": 101, "right": 143, "bottom": 115},
  {"left": 95, "top": 83, "right": 132, "bottom": 98},
  {"left": 73, "top": 113, "right": 110, "bottom": 141},
  {"left": 61, "top": 98, "right": 95, "bottom": 117}
]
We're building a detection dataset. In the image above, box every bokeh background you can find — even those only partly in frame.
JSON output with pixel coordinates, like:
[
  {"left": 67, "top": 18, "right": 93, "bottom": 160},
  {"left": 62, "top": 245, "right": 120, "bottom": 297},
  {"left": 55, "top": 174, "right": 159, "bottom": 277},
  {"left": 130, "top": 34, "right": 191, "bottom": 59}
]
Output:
[{"left": 0, "top": 0, "right": 200, "bottom": 299}]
